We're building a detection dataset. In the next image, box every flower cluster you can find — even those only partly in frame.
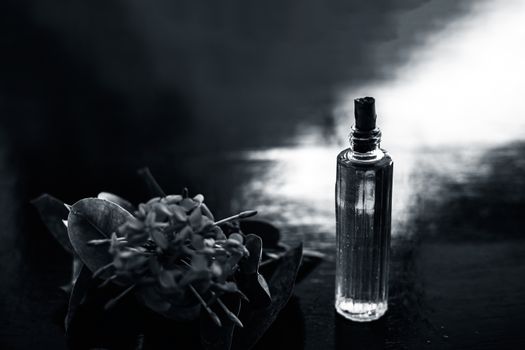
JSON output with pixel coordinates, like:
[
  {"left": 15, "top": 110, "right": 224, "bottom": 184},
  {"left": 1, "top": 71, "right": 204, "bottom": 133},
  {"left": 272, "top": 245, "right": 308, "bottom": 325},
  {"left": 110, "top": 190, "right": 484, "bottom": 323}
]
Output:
[{"left": 98, "top": 191, "right": 254, "bottom": 325}]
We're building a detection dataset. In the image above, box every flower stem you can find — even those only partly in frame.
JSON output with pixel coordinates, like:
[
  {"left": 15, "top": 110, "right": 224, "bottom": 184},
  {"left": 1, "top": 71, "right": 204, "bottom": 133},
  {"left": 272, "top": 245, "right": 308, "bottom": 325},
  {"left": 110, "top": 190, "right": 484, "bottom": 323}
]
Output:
[
  {"left": 189, "top": 285, "right": 222, "bottom": 327},
  {"left": 217, "top": 297, "right": 243, "bottom": 328},
  {"left": 104, "top": 284, "right": 135, "bottom": 310},
  {"left": 92, "top": 262, "right": 114, "bottom": 278},
  {"left": 214, "top": 210, "right": 258, "bottom": 225},
  {"left": 137, "top": 167, "right": 166, "bottom": 197}
]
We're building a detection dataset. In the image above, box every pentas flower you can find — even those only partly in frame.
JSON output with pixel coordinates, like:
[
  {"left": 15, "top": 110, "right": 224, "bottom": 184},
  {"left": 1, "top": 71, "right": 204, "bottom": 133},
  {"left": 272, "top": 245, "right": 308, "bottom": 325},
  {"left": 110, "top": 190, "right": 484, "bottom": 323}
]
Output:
[{"left": 93, "top": 190, "right": 257, "bottom": 327}]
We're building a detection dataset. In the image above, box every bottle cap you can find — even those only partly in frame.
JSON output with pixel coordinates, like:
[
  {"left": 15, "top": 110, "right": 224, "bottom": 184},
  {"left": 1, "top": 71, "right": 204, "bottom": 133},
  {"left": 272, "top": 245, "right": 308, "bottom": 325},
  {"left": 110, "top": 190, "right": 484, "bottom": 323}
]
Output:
[{"left": 354, "top": 97, "right": 377, "bottom": 131}]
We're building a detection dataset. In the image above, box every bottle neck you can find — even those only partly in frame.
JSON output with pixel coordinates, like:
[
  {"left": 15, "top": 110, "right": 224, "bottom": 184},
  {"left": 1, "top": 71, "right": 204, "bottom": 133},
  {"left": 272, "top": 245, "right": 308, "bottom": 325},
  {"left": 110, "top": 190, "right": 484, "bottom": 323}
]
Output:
[{"left": 349, "top": 126, "right": 383, "bottom": 161}]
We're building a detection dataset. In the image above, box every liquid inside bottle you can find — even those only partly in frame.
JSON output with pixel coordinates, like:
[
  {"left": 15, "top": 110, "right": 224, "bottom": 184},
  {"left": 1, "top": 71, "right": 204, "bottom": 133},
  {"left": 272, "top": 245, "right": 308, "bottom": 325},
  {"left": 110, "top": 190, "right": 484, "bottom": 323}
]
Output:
[{"left": 335, "top": 97, "right": 393, "bottom": 322}]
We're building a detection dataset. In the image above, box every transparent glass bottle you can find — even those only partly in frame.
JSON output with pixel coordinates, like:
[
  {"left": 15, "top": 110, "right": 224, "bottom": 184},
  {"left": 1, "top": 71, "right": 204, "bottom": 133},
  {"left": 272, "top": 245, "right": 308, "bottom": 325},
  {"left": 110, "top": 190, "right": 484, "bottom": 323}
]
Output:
[{"left": 335, "top": 97, "right": 393, "bottom": 322}]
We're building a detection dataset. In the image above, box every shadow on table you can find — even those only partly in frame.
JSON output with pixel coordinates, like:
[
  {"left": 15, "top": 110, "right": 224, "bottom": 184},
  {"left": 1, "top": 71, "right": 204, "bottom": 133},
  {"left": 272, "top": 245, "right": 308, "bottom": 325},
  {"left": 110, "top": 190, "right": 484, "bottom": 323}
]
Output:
[
  {"left": 62, "top": 291, "right": 305, "bottom": 350},
  {"left": 254, "top": 296, "right": 305, "bottom": 350},
  {"left": 334, "top": 313, "right": 386, "bottom": 350}
]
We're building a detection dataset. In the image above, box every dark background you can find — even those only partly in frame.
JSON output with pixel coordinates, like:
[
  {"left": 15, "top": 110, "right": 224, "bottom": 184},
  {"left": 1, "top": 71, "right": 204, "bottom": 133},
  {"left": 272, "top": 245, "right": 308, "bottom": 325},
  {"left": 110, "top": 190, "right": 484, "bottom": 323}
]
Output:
[{"left": 1, "top": 0, "right": 525, "bottom": 349}]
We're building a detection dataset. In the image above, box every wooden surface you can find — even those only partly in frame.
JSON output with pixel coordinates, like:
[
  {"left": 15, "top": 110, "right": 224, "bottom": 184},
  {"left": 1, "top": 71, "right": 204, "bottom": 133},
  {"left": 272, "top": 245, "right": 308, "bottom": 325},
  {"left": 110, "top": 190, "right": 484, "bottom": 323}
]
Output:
[{"left": 2, "top": 143, "right": 525, "bottom": 349}]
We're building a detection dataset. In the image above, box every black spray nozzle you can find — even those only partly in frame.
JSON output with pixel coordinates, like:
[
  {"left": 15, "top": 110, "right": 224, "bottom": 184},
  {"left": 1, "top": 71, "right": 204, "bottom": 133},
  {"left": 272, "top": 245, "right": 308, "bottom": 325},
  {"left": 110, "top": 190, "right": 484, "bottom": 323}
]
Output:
[{"left": 354, "top": 97, "right": 376, "bottom": 131}]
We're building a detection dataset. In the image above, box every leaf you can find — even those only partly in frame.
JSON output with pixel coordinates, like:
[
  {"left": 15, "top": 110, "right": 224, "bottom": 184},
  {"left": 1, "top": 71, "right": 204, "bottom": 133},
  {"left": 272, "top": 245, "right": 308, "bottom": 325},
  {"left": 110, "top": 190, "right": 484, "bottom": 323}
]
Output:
[
  {"left": 65, "top": 265, "right": 93, "bottom": 332},
  {"left": 232, "top": 243, "right": 303, "bottom": 350},
  {"left": 97, "top": 192, "right": 135, "bottom": 213},
  {"left": 239, "top": 234, "right": 262, "bottom": 275},
  {"left": 256, "top": 274, "right": 271, "bottom": 302},
  {"left": 238, "top": 234, "right": 271, "bottom": 308},
  {"left": 295, "top": 249, "right": 325, "bottom": 284},
  {"left": 238, "top": 273, "right": 271, "bottom": 309},
  {"left": 61, "top": 256, "right": 84, "bottom": 294},
  {"left": 67, "top": 198, "right": 134, "bottom": 278},
  {"left": 242, "top": 220, "right": 324, "bottom": 284},
  {"left": 31, "top": 193, "right": 73, "bottom": 254}
]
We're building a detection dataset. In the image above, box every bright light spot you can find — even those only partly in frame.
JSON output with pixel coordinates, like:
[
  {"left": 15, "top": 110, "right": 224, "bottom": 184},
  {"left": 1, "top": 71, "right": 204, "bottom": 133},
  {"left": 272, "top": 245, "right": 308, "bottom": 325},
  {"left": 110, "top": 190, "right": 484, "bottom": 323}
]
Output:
[
  {"left": 340, "top": 0, "right": 525, "bottom": 149},
  {"left": 241, "top": 146, "right": 337, "bottom": 229},
  {"left": 240, "top": 0, "right": 525, "bottom": 236}
]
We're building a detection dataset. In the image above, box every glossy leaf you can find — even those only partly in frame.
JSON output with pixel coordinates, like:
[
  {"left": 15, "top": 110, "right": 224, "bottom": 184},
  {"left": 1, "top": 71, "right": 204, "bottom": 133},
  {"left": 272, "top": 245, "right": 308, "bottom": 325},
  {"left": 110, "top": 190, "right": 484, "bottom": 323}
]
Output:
[
  {"left": 65, "top": 265, "right": 93, "bottom": 332},
  {"left": 232, "top": 243, "right": 303, "bottom": 350},
  {"left": 239, "top": 234, "right": 262, "bottom": 275},
  {"left": 67, "top": 198, "right": 133, "bottom": 278},
  {"left": 97, "top": 192, "right": 135, "bottom": 213},
  {"left": 236, "top": 234, "right": 271, "bottom": 309},
  {"left": 31, "top": 193, "right": 73, "bottom": 253},
  {"left": 238, "top": 272, "right": 271, "bottom": 309},
  {"left": 61, "top": 256, "right": 84, "bottom": 294}
]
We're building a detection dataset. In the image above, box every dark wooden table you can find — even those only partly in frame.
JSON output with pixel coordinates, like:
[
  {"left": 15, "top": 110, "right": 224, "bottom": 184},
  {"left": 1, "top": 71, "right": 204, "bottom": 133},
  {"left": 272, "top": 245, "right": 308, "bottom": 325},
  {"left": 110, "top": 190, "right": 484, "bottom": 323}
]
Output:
[{"left": 1, "top": 141, "right": 525, "bottom": 350}]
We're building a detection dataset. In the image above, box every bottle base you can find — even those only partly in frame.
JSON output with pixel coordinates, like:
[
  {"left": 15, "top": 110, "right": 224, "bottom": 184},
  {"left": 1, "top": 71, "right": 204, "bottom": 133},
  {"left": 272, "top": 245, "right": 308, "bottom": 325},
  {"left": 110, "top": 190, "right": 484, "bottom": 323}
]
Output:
[{"left": 335, "top": 299, "right": 388, "bottom": 322}]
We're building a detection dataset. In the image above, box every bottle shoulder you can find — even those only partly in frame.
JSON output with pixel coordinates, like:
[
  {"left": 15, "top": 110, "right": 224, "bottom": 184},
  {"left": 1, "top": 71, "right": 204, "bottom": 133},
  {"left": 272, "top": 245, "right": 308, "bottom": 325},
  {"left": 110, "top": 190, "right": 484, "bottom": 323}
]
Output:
[{"left": 337, "top": 148, "right": 393, "bottom": 169}]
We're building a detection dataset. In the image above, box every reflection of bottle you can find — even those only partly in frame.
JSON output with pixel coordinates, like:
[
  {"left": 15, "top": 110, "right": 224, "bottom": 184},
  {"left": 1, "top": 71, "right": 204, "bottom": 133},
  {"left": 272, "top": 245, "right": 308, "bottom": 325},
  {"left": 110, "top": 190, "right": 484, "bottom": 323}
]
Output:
[{"left": 335, "top": 97, "right": 393, "bottom": 322}]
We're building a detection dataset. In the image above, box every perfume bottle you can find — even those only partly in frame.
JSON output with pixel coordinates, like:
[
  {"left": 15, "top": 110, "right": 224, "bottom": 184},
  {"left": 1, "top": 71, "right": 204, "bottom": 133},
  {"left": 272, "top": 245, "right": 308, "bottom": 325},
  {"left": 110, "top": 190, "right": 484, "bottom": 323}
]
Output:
[{"left": 335, "top": 97, "right": 393, "bottom": 322}]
